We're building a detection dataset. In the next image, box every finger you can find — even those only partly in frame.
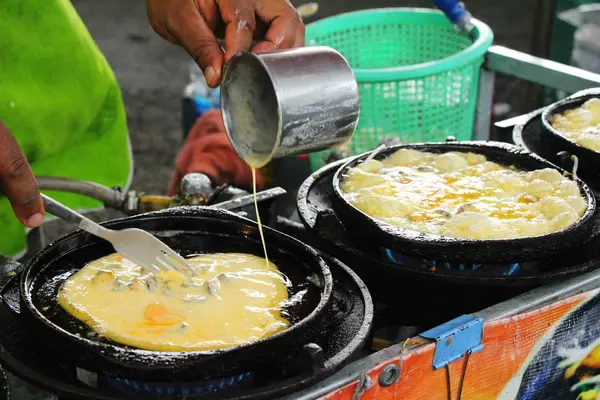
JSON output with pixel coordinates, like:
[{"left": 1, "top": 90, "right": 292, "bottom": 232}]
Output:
[
  {"left": 194, "top": 0, "right": 220, "bottom": 30},
  {"left": 167, "top": 2, "right": 224, "bottom": 87},
  {"left": 218, "top": 0, "right": 256, "bottom": 62},
  {"left": 150, "top": 25, "right": 179, "bottom": 45},
  {"left": 146, "top": 0, "right": 180, "bottom": 45},
  {"left": 293, "top": 22, "right": 305, "bottom": 48},
  {"left": 252, "top": 0, "right": 303, "bottom": 52},
  {"left": 0, "top": 123, "right": 44, "bottom": 227},
  {"left": 251, "top": 39, "right": 278, "bottom": 54},
  {"left": 251, "top": 17, "right": 298, "bottom": 53}
]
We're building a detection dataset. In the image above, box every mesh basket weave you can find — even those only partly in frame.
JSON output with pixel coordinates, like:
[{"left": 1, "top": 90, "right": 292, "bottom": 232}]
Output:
[{"left": 305, "top": 8, "right": 494, "bottom": 170}]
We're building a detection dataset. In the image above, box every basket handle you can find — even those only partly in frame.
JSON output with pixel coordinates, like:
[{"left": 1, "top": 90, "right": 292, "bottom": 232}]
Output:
[{"left": 433, "top": 0, "right": 474, "bottom": 32}]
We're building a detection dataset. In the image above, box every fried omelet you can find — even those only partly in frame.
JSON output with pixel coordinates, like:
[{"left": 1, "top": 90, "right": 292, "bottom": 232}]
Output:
[
  {"left": 341, "top": 149, "right": 587, "bottom": 240},
  {"left": 551, "top": 98, "right": 600, "bottom": 152},
  {"left": 57, "top": 253, "right": 290, "bottom": 352}
]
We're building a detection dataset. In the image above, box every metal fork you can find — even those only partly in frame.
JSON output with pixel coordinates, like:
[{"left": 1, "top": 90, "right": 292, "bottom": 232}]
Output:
[{"left": 41, "top": 194, "right": 197, "bottom": 278}]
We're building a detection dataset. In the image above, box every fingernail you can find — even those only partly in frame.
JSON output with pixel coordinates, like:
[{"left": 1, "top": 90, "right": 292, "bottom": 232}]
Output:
[
  {"left": 205, "top": 66, "right": 216, "bottom": 86},
  {"left": 26, "top": 213, "right": 43, "bottom": 228}
]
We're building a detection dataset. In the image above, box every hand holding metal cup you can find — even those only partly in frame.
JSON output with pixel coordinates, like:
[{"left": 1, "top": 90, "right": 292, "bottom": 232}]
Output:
[{"left": 220, "top": 46, "right": 360, "bottom": 168}]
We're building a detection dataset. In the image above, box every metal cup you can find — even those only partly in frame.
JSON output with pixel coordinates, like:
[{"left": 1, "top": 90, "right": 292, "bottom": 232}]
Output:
[{"left": 220, "top": 46, "right": 360, "bottom": 168}]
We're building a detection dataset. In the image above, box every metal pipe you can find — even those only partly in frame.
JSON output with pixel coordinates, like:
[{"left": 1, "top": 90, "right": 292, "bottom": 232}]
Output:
[
  {"left": 486, "top": 45, "right": 600, "bottom": 93},
  {"left": 207, "top": 187, "right": 286, "bottom": 211},
  {"left": 493, "top": 107, "right": 546, "bottom": 129},
  {"left": 36, "top": 176, "right": 123, "bottom": 209},
  {"left": 473, "top": 68, "right": 495, "bottom": 140}
]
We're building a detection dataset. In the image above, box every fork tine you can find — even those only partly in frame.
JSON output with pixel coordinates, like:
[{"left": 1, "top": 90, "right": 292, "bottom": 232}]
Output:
[
  {"left": 156, "top": 256, "right": 186, "bottom": 276},
  {"left": 159, "top": 248, "right": 199, "bottom": 277},
  {"left": 142, "top": 262, "right": 162, "bottom": 274},
  {"left": 157, "top": 255, "right": 195, "bottom": 278},
  {"left": 155, "top": 256, "right": 174, "bottom": 271}
]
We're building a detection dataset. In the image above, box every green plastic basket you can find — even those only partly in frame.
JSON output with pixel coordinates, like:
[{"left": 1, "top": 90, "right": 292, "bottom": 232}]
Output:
[{"left": 305, "top": 8, "right": 494, "bottom": 171}]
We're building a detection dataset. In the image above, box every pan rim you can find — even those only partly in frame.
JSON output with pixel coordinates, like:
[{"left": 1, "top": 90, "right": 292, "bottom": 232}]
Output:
[{"left": 541, "top": 90, "right": 600, "bottom": 156}]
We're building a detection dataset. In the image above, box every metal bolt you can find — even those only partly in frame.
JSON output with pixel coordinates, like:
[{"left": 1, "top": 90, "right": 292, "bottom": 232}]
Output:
[
  {"left": 124, "top": 191, "right": 139, "bottom": 213},
  {"left": 378, "top": 364, "right": 400, "bottom": 387},
  {"left": 179, "top": 173, "right": 213, "bottom": 196}
]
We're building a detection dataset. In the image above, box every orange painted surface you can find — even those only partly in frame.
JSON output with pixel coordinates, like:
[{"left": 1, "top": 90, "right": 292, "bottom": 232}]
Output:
[
  {"left": 320, "top": 292, "right": 594, "bottom": 400},
  {"left": 321, "top": 359, "right": 403, "bottom": 400}
]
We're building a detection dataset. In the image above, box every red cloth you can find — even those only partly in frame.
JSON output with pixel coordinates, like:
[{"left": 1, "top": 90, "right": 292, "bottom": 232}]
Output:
[{"left": 168, "top": 110, "right": 265, "bottom": 196}]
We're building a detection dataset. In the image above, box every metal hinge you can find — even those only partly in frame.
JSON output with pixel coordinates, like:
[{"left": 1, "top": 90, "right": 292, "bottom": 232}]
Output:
[
  {"left": 351, "top": 374, "right": 371, "bottom": 400},
  {"left": 420, "top": 315, "right": 483, "bottom": 370}
]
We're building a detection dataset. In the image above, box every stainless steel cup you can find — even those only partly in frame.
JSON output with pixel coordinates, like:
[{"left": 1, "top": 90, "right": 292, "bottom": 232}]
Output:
[{"left": 220, "top": 46, "right": 360, "bottom": 168}]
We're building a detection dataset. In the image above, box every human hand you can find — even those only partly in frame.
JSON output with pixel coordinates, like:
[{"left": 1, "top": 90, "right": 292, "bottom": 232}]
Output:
[
  {"left": 0, "top": 122, "right": 44, "bottom": 227},
  {"left": 146, "top": 0, "right": 304, "bottom": 88}
]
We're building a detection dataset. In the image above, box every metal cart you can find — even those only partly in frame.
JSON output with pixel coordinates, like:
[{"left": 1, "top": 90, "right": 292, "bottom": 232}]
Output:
[{"left": 3, "top": 46, "right": 600, "bottom": 400}]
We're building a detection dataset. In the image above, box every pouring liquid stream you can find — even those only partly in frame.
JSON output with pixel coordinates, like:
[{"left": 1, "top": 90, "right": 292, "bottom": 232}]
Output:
[{"left": 251, "top": 168, "right": 270, "bottom": 268}]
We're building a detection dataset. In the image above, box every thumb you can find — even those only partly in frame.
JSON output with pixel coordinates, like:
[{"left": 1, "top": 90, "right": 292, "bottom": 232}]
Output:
[{"left": 0, "top": 122, "right": 44, "bottom": 227}]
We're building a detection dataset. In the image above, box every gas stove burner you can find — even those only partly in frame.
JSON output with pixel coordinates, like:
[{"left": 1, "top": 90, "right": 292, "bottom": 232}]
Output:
[
  {"left": 383, "top": 249, "right": 521, "bottom": 276},
  {"left": 0, "top": 254, "right": 372, "bottom": 400},
  {"left": 99, "top": 371, "right": 254, "bottom": 397},
  {"left": 297, "top": 157, "right": 600, "bottom": 288}
]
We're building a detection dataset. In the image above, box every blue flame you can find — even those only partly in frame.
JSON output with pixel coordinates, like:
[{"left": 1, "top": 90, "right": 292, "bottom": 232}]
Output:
[
  {"left": 101, "top": 371, "right": 254, "bottom": 397},
  {"left": 384, "top": 249, "right": 521, "bottom": 276}
]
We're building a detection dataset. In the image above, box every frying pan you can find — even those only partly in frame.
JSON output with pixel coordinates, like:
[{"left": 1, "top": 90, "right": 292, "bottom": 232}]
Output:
[
  {"left": 541, "top": 88, "right": 600, "bottom": 175},
  {"left": 297, "top": 155, "right": 600, "bottom": 287},
  {"left": 10, "top": 207, "right": 333, "bottom": 381},
  {"left": 0, "top": 251, "right": 371, "bottom": 400},
  {"left": 512, "top": 106, "right": 600, "bottom": 191},
  {"left": 331, "top": 141, "right": 598, "bottom": 263}
]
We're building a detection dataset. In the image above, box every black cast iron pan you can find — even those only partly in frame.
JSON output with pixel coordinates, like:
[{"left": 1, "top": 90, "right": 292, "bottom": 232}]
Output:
[
  {"left": 512, "top": 106, "right": 600, "bottom": 191},
  {"left": 0, "top": 252, "right": 370, "bottom": 400},
  {"left": 331, "top": 141, "right": 598, "bottom": 263},
  {"left": 296, "top": 156, "right": 600, "bottom": 327},
  {"left": 298, "top": 157, "right": 600, "bottom": 287},
  {"left": 8, "top": 207, "right": 333, "bottom": 382},
  {"left": 541, "top": 88, "right": 600, "bottom": 175}
]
